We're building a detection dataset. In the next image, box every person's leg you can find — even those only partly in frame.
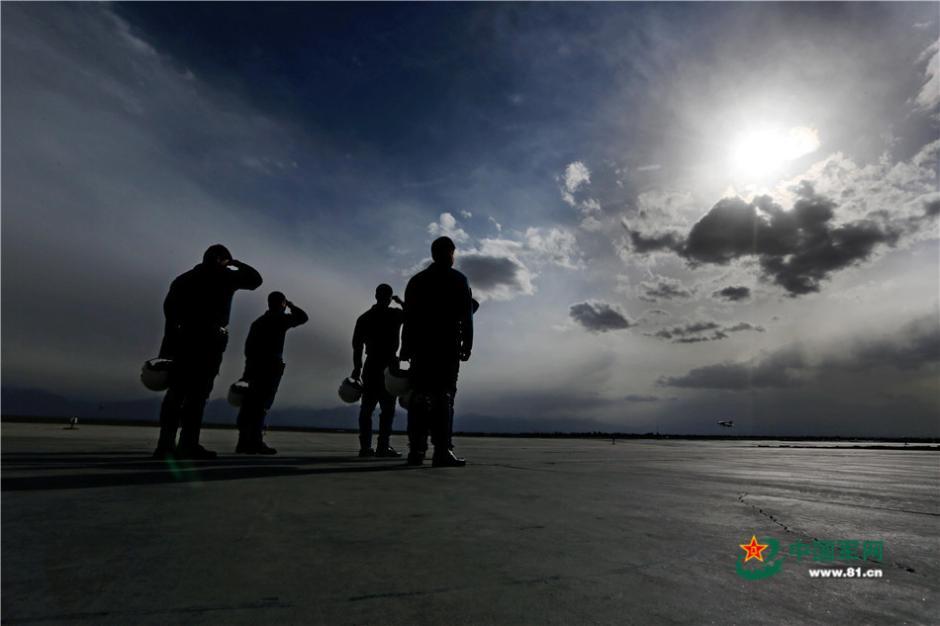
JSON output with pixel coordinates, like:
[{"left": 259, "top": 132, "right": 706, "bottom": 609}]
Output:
[
  {"left": 252, "top": 367, "right": 281, "bottom": 454},
  {"left": 156, "top": 383, "right": 185, "bottom": 455},
  {"left": 236, "top": 394, "right": 264, "bottom": 451},
  {"left": 428, "top": 391, "right": 448, "bottom": 449},
  {"left": 177, "top": 347, "right": 223, "bottom": 455},
  {"left": 358, "top": 391, "right": 379, "bottom": 453},
  {"left": 406, "top": 391, "right": 429, "bottom": 464},
  {"left": 448, "top": 379, "right": 458, "bottom": 450},
  {"left": 376, "top": 389, "right": 398, "bottom": 453},
  {"left": 406, "top": 357, "right": 432, "bottom": 464},
  {"left": 431, "top": 361, "right": 464, "bottom": 467}
]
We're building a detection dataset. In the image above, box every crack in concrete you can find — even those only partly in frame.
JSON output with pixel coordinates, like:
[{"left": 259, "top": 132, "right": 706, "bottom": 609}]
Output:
[
  {"left": 737, "top": 492, "right": 920, "bottom": 576},
  {"left": 738, "top": 492, "right": 796, "bottom": 534}
]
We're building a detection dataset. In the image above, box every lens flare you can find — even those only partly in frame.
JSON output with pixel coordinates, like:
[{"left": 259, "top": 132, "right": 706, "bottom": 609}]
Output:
[{"left": 730, "top": 126, "right": 820, "bottom": 180}]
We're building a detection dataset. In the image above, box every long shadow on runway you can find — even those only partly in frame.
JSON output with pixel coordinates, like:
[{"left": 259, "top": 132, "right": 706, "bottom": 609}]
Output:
[{"left": 1, "top": 453, "right": 415, "bottom": 492}]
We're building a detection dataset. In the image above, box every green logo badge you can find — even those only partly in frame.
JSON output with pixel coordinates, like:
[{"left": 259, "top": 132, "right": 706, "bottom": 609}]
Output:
[{"left": 736, "top": 535, "right": 784, "bottom": 580}]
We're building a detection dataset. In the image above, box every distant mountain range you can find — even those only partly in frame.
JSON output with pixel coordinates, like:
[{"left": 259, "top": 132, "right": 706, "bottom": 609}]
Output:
[
  {"left": 0, "top": 387, "right": 359, "bottom": 429},
  {"left": 0, "top": 387, "right": 607, "bottom": 434}
]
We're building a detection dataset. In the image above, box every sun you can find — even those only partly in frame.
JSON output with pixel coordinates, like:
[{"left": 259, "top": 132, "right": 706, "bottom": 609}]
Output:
[{"left": 730, "top": 126, "right": 820, "bottom": 181}]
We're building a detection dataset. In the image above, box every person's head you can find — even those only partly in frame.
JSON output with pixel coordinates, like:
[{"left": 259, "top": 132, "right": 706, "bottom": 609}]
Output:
[
  {"left": 268, "top": 291, "right": 287, "bottom": 311},
  {"left": 375, "top": 283, "right": 393, "bottom": 306},
  {"left": 431, "top": 236, "right": 456, "bottom": 267},
  {"left": 203, "top": 244, "right": 232, "bottom": 268}
]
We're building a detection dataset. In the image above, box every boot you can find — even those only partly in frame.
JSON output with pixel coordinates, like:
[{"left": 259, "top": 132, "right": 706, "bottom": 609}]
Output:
[
  {"left": 375, "top": 442, "right": 402, "bottom": 458},
  {"left": 256, "top": 441, "right": 277, "bottom": 455},
  {"left": 152, "top": 445, "right": 176, "bottom": 460},
  {"left": 175, "top": 443, "right": 218, "bottom": 460},
  {"left": 432, "top": 448, "right": 466, "bottom": 467},
  {"left": 153, "top": 428, "right": 177, "bottom": 459},
  {"left": 235, "top": 438, "right": 258, "bottom": 454}
]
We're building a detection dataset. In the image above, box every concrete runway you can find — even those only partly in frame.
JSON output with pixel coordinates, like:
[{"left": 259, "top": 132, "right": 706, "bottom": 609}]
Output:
[{"left": 2, "top": 423, "right": 937, "bottom": 625}]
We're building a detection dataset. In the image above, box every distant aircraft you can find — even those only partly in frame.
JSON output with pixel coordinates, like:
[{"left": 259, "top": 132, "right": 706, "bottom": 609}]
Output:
[{"left": 717, "top": 420, "right": 734, "bottom": 428}]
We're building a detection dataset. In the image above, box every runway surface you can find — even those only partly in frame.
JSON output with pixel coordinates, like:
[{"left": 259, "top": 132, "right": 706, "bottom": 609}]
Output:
[{"left": 2, "top": 423, "right": 937, "bottom": 625}]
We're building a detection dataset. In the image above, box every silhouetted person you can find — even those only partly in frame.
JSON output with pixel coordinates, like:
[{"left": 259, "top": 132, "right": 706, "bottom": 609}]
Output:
[
  {"left": 401, "top": 236, "right": 473, "bottom": 467},
  {"left": 352, "top": 284, "right": 404, "bottom": 457},
  {"left": 236, "top": 292, "right": 308, "bottom": 454},
  {"left": 154, "top": 244, "right": 262, "bottom": 459}
]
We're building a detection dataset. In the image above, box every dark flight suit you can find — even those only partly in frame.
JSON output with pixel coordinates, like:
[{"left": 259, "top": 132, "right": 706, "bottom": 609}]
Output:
[
  {"left": 352, "top": 304, "right": 404, "bottom": 451},
  {"left": 157, "top": 260, "right": 262, "bottom": 451},
  {"left": 237, "top": 304, "right": 309, "bottom": 445},
  {"left": 401, "top": 262, "right": 473, "bottom": 455}
]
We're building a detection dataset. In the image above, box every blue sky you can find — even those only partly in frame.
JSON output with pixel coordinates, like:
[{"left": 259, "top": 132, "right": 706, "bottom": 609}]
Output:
[{"left": 2, "top": 3, "right": 938, "bottom": 436}]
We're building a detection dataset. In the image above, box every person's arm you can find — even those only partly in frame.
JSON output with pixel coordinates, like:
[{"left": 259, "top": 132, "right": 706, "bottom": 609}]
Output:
[
  {"left": 351, "top": 315, "right": 365, "bottom": 379},
  {"left": 399, "top": 280, "right": 414, "bottom": 361},
  {"left": 391, "top": 308, "right": 404, "bottom": 357},
  {"left": 227, "top": 259, "right": 263, "bottom": 290},
  {"left": 244, "top": 321, "right": 258, "bottom": 361},
  {"left": 458, "top": 277, "right": 473, "bottom": 361},
  {"left": 285, "top": 301, "right": 309, "bottom": 327},
  {"left": 159, "top": 279, "right": 182, "bottom": 358}
]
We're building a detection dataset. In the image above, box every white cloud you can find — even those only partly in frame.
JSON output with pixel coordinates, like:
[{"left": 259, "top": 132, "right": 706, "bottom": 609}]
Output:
[
  {"left": 524, "top": 227, "right": 583, "bottom": 269},
  {"left": 427, "top": 211, "right": 470, "bottom": 243},
  {"left": 635, "top": 189, "right": 698, "bottom": 231},
  {"left": 563, "top": 161, "right": 591, "bottom": 193},
  {"left": 915, "top": 40, "right": 940, "bottom": 111},
  {"left": 776, "top": 139, "right": 940, "bottom": 231},
  {"left": 488, "top": 216, "right": 502, "bottom": 232},
  {"left": 460, "top": 209, "right": 473, "bottom": 219},
  {"left": 579, "top": 215, "right": 605, "bottom": 232}
]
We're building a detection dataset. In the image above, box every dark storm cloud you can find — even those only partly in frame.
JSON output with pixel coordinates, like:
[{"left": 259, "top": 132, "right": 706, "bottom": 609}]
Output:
[
  {"left": 725, "top": 322, "right": 765, "bottom": 333},
  {"left": 638, "top": 276, "right": 694, "bottom": 302},
  {"left": 925, "top": 197, "right": 940, "bottom": 218},
  {"left": 625, "top": 185, "right": 904, "bottom": 296},
  {"left": 674, "top": 334, "right": 724, "bottom": 344},
  {"left": 660, "top": 314, "right": 939, "bottom": 390},
  {"left": 653, "top": 321, "right": 721, "bottom": 340},
  {"left": 569, "top": 300, "right": 632, "bottom": 333},
  {"left": 712, "top": 286, "right": 751, "bottom": 302},
  {"left": 622, "top": 224, "right": 685, "bottom": 255},
  {"left": 624, "top": 394, "right": 667, "bottom": 402},
  {"left": 651, "top": 320, "right": 764, "bottom": 343},
  {"left": 659, "top": 348, "right": 806, "bottom": 389},
  {"left": 827, "top": 315, "right": 940, "bottom": 372},
  {"left": 459, "top": 254, "right": 528, "bottom": 292}
]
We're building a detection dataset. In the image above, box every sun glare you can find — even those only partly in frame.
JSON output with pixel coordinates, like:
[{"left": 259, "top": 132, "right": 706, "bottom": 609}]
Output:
[{"left": 730, "top": 126, "right": 820, "bottom": 180}]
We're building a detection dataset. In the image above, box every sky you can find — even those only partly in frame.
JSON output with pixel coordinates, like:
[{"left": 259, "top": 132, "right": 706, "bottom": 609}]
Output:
[{"left": 2, "top": 2, "right": 938, "bottom": 437}]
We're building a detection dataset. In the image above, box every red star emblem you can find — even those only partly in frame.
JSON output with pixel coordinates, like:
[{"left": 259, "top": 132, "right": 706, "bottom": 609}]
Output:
[{"left": 740, "top": 535, "right": 769, "bottom": 562}]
